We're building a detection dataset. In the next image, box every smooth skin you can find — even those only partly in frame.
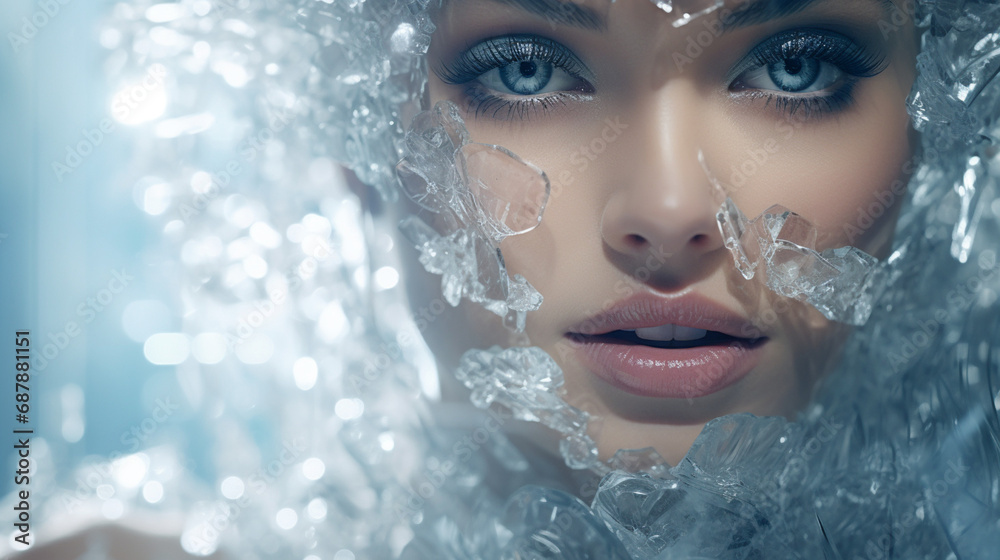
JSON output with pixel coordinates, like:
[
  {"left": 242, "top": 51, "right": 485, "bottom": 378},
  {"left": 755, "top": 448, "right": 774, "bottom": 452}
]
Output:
[{"left": 402, "top": 0, "right": 920, "bottom": 466}]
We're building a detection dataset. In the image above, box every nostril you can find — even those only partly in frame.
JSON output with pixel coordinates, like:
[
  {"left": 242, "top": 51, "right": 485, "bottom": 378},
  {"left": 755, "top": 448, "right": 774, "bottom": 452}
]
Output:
[
  {"left": 625, "top": 233, "right": 647, "bottom": 248},
  {"left": 691, "top": 233, "right": 708, "bottom": 245}
]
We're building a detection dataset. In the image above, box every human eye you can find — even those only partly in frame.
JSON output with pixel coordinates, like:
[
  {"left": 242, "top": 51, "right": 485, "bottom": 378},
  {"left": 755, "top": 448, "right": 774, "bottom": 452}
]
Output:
[
  {"left": 727, "top": 29, "right": 887, "bottom": 118},
  {"left": 434, "top": 34, "right": 595, "bottom": 121}
]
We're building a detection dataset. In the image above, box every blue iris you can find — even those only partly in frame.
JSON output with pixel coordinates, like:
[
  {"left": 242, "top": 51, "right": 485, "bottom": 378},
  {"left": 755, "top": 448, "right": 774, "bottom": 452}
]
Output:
[
  {"left": 767, "top": 57, "right": 822, "bottom": 92},
  {"left": 499, "top": 60, "right": 554, "bottom": 95}
]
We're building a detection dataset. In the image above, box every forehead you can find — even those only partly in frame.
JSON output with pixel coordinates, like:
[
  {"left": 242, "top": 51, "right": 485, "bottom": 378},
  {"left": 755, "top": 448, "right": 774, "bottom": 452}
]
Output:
[
  {"left": 435, "top": 0, "right": 893, "bottom": 30},
  {"left": 431, "top": 0, "right": 898, "bottom": 55}
]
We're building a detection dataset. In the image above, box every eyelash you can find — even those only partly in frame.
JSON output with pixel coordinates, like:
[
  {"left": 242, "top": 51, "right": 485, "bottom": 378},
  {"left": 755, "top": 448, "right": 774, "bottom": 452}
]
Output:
[
  {"left": 728, "top": 29, "right": 887, "bottom": 118},
  {"left": 435, "top": 31, "right": 886, "bottom": 121},
  {"left": 434, "top": 34, "right": 594, "bottom": 121}
]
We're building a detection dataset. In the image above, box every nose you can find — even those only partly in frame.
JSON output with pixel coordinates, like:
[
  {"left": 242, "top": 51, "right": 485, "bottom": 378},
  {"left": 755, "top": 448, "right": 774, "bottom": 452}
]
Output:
[{"left": 600, "top": 90, "right": 724, "bottom": 270}]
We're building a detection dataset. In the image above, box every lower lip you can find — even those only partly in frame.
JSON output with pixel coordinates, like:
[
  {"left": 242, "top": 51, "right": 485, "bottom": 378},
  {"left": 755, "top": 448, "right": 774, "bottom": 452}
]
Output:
[{"left": 568, "top": 334, "right": 767, "bottom": 399}]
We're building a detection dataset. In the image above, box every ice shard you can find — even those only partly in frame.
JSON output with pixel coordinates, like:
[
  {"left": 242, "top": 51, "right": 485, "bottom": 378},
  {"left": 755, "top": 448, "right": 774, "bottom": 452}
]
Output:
[
  {"left": 705, "top": 153, "right": 889, "bottom": 326},
  {"left": 396, "top": 101, "right": 550, "bottom": 331}
]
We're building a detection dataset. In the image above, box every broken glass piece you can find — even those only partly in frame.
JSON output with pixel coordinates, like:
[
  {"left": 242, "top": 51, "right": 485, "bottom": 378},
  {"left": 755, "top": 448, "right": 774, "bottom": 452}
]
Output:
[
  {"left": 395, "top": 101, "right": 550, "bottom": 331},
  {"left": 702, "top": 153, "right": 888, "bottom": 326}
]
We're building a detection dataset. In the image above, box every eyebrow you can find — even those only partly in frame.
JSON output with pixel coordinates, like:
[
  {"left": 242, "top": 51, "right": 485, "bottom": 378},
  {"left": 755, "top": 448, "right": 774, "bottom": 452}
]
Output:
[
  {"left": 481, "top": 0, "right": 895, "bottom": 33},
  {"left": 720, "top": 0, "right": 896, "bottom": 31},
  {"left": 484, "top": 0, "right": 607, "bottom": 31}
]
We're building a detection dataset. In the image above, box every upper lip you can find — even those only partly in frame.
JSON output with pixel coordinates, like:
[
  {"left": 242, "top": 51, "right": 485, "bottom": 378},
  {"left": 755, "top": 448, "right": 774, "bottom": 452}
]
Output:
[{"left": 566, "top": 291, "right": 762, "bottom": 340}]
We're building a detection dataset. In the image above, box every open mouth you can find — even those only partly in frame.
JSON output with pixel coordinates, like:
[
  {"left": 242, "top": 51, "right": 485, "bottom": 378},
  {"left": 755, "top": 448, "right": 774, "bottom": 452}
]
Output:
[
  {"left": 564, "top": 292, "right": 770, "bottom": 399},
  {"left": 577, "top": 329, "right": 762, "bottom": 350},
  {"left": 566, "top": 329, "right": 768, "bottom": 399}
]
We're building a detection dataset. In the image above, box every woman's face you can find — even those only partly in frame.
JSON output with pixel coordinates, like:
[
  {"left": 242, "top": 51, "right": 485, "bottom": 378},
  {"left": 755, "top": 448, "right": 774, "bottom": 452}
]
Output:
[{"left": 409, "top": 0, "right": 918, "bottom": 465}]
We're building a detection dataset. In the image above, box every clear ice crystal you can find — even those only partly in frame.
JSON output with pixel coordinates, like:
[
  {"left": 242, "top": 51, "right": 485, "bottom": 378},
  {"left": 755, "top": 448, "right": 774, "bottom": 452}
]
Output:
[
  {"left": 705, "top": 154, "right": 888, "bottom": 326},
  {"left": 396, "top": 101, "right": 550, "bottom": 331},
  {"left": 591, "top": 415, "right": 804, "bottom": 559},
  {"left": 456, "top": 346, "right": 603, "bottom": 471},
  {"left": 497, "top": 486, "right": 633, "bottom": 560},
  {"left": 606, "top": 447, "right": 672, "bottom": 478},
  {"left": 906, "top": 8, "right": 1000, "bottom": 261},
  {"left": 951, "top": 155, "right": 995, "bottom": 263}
]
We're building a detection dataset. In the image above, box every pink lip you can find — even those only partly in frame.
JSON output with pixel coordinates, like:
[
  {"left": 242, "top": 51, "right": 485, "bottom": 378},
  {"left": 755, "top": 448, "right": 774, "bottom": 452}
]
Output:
[{"left": 566, "top": 292, "right": 767, "bottom": 399}]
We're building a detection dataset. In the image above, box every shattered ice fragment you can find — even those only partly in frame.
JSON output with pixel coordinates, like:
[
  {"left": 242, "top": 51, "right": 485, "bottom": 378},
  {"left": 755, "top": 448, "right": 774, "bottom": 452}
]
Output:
[
  {"left": 456, "top": 346, "right": 603, "bottom": 471},
  {"left": 560, "top": 434, "right": 602, "bottom": 471},
  {"left": 395, "top": 101, "right": 550, "bottom": 331},
  {"left": 461, "top": 143, "right": 549, "bottom": 241},
  {"left": 498, "top": 486, "right": 633, "bottom": 559},
  {"left": 951, "top": 155, "right": 993, "bottom": 263},
  {"left": 606, "top": 447, "right": 672, "bottom": 478},
  {"left": 702, "top": 152, "right": 888, "bottom": 326}
]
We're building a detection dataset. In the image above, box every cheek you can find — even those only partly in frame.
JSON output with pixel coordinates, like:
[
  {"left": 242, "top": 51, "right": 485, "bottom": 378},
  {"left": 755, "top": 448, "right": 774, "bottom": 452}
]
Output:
[{"left": 725, "top": 96, "right": 914, "bottom": 254}]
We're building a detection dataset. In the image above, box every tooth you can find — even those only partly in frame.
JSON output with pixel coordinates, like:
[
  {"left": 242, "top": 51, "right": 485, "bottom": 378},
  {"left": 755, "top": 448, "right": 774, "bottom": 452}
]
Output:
[
  {"left": 673, "top": 326, "right": 708, "bottom": 341},
  {"left": 635, "top": 324, "right": 675, "bottom": 341}
]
